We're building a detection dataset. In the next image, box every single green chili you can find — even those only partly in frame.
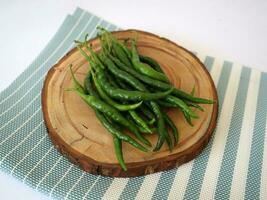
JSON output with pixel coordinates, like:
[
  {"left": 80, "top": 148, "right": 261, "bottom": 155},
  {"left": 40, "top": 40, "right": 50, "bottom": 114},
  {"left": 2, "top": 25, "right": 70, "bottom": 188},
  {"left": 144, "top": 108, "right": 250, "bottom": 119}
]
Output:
[
  {"left": 172, "top": 89, "right": 214, "bottom": 104},
  {"left": 186, "top": 101, "right": 204, "bottom": 111},
  {"left": 149, "top": 101, "right": 173, "bottom": 151},
  {"left": 69, "top": 65, "right": 86, "bottom": 94},
  {"left": 163, "top": 129, "right": 174, "bottom": 151},
  {"left": 91, "top": 70, "right": 142, "bottom": 111},
  {"left": 139, "top": 127, "right": 156, "bottom": 134},
  {"left": 129, "top": 110, "right": 153, "bottom": 134},
  {"left": 165, "top": 95, "right": 199, "bottom": 119},
  {"left": 183, "top": 110, "right": 194, "bottom": 126},
  {"left": 131, "top": 39, "right": 169, "bottom": 83},
  {"left": 139, "top": 55, "right": 164, "bottom": 73},
  {"left": 113, "top": 137, "right": 127, "bottom": 171},
  {"left": 84, "top": 72, "right": 99, "bottom": 98},
  {"left": 156, "top": 100, "right": 178, "bottom": 108},
  {"left": 163, "top": 113, "right": 179, "bottom": 144}
]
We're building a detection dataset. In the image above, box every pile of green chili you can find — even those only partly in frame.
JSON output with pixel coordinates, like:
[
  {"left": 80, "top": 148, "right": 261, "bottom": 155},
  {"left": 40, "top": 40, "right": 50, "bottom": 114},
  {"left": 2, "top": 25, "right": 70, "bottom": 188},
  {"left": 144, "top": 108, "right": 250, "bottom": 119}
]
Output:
[{"left": 69, "top": 27, "right": 214, "bottom": 171}]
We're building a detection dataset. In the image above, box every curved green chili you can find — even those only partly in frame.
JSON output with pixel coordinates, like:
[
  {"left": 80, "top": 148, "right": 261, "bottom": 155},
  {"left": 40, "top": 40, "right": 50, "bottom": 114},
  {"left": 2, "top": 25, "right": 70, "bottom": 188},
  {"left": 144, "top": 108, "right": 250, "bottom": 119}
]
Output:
[
  {"left": 69, "top": 65, "right": 86, "bottom": 94},
  {"left": 172, "top": 89, "right": 214, "bottom": 104},
  {"left": 94, "top": 110, "right": 148, "bottom": 152},
  {"left": 129, "top": 110, "right": 153, "bottom": 134},
  {"left": 186, "top": 101, "right": 204, "bottom": 111},
  {"left": 139, "top": 55, "right": 164, "bottom": 73},
  {"left": 112, "top": 42, "right": 132, "bottom": 67},
  {"left": 183, "top": 110, "right": 194, "bottom": 126},
  {"left": 84, "top": 72, "right": 99, "bottom": 98},
  {"left": 95, "top": 66, "right": 173, "bottom": 101},
  {"left": 131, "top": 39, "right": 169, "bottom": 83},
  {"left": 100, "top": 56, "right": 147, "bottom": 91},
  {"left": 163, "top": 129, "right": 173, "bottom": 151},
  {"left": 91, "top": 70, "right": 143, "bottom": 111},
  {"left": 157, "top": 100, "right": 178, "bottom": 108},
  {"left": 149, "top": 102, "right": 166, "bottom": 151},
  {"left": 163, "top": 113, "right": 179, "bottom": 144},
  {"left": 110, "top": 55, "right": 172, "bottom": 90},
  {"left": 165, "top": 95, "right": 199, "bottom": 119}
]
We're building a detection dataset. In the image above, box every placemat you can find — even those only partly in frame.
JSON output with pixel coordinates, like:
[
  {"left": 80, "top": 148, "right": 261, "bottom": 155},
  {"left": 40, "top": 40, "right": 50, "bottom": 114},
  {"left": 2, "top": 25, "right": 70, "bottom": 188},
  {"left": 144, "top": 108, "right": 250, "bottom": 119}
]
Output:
[{"left": 0, "top": 7, "right": 266, "bottom": 200}]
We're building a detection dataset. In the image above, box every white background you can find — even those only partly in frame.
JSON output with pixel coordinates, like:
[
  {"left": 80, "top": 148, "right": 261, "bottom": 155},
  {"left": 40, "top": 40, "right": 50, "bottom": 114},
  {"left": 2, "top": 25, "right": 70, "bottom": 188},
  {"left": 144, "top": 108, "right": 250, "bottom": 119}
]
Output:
[{"left": 0, "top": 0, "right": 267, "bottom": 199}]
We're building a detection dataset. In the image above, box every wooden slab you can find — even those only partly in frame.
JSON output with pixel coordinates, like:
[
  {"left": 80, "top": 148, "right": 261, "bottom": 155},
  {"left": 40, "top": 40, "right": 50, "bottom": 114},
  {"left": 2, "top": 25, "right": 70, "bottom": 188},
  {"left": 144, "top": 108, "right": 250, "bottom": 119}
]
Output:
[{"left": 42, "top": 30, "right": 218, "bottom": 177}]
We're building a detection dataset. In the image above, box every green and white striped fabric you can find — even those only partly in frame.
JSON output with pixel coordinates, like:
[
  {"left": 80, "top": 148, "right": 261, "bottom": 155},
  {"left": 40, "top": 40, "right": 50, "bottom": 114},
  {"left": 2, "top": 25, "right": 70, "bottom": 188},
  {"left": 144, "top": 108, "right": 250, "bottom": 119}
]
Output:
[{"left": 0, "top": 7, "right": 266, "bottom": 200}]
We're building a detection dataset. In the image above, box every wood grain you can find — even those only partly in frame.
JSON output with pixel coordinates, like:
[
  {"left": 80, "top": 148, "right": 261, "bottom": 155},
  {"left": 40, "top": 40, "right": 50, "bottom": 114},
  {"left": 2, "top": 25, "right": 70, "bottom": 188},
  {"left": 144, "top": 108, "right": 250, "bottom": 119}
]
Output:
[{"left": 42, "top": 30, "right": 218, "bottom": 177}]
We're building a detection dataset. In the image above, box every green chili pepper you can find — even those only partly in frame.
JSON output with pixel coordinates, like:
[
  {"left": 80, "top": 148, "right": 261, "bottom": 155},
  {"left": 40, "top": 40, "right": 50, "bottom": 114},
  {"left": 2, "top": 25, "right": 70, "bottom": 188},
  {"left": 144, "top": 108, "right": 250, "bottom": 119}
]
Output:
[
  {"left": 165, "top": 95, "right": 199, "bottom": 119},
  {"left": 98, "top": 27, "right": 132, "bottom": 64},
  {"left": 129, "top": 110, "right": 153, "bottom": 134},
  {"left": 73, "top": 70, "right": 149, "bottom": 170},
  {"left": 139, "top": 55, "right": 164, "bottom": 73},
  {"left": 125, "top": 114, "right": 154, "bottom": 134},
  {"left": 149, "top": 101, "right": 173, "bottom": 151},
  {"left": 113, "top": 137, "right": 127, "bottom": 171},
  {"left": 109, "top": 54, "right": 214, "bottom": 104},
  {"left": 183, "top": 110, "right": 194, "bottom": 126},
  {"left": 69, "top": 65, "right": 86, "bottom": 94},
  {"left": 98, "top": 55, "right": 173, "bottom": 150},
  {"left": 139, "top": 127, "right": 156, "bottom": 134},
  {"left": 112, "top": 42, "right": 132, "bottom": 67},
  {"left": 135, "top": 105, "right": 156, "bottom": 126},
  {"left": 94, "top": 110, "right": 148, "bottom": 152},
  {"left": 74, "top": 27, "right": 214, "bottom": 157},
  {"left": 156, "top": 100, "right": 178, "bottom": 108},
  {"left": 163, "top": 129, "right": 174, "bottom": 151},
  {"left": 84, "top": 73, "right": 99, "bottom": 98},
  {"left": 163, "top": 113, "right": 179, "bottom": 144},
  {"left": 96, "top": 30, "right": 214, "bottom": 105},
  {"left": 100, "top": 55, "right": 147, "bottom": 91},
  {"left": 94, "top": 109, "right": 148, "bottom": 171},
  {"left": 71, "top": 69, "right": 151, "bottom": 147},
  {"left": 172, "top": 89, "right": 214, "bottom": 104},
  {"left": 95, "top": 66, "right": 173, "bottom": 101},
  {"left": 116, "top": 40, "right": 132, "bottom": 60},
  {"left": 91, "top": 70, "right": 142, "bottom": 111},
  {"left": 108, "top": 74, "right": 156, "bottom": 134},
  {"left": 186, "top": 101, "right": 204, "bottom": 111},
  {"left": 82, "top": 50, "right": 173, "bottom": 101},
  {"left": 103, "top": 70, "right": 120, "bottom": 88},
  {"left": 110, "top": 55, "right": 172, "bottom": 90},
  {"left": 131, "top": 39, "right": 169, "bottom": 83},
  {"left": 78, "top": 91, "right": 151, "bottom": 146}
]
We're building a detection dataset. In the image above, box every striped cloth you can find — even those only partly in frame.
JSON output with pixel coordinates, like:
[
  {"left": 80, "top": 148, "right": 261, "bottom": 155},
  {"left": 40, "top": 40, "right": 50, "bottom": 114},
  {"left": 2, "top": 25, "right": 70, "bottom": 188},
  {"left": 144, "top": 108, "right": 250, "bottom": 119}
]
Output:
[{"left": 0, "top": 7, "right": 266, "bottom": 200}]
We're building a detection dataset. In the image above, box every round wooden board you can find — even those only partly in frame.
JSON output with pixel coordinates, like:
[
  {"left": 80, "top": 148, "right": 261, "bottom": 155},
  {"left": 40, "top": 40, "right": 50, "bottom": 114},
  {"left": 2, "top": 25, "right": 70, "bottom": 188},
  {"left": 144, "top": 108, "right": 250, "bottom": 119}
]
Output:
[{"left": 42, "top": 30, "right": 218, "bottom": 177}]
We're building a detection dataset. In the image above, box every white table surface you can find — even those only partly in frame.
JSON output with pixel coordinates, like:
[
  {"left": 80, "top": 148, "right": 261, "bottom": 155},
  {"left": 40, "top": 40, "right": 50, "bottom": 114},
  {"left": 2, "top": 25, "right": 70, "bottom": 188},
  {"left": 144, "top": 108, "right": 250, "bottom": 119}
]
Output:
[{"left": 0, "top": 0, "right": 267, "bottom": 199}]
